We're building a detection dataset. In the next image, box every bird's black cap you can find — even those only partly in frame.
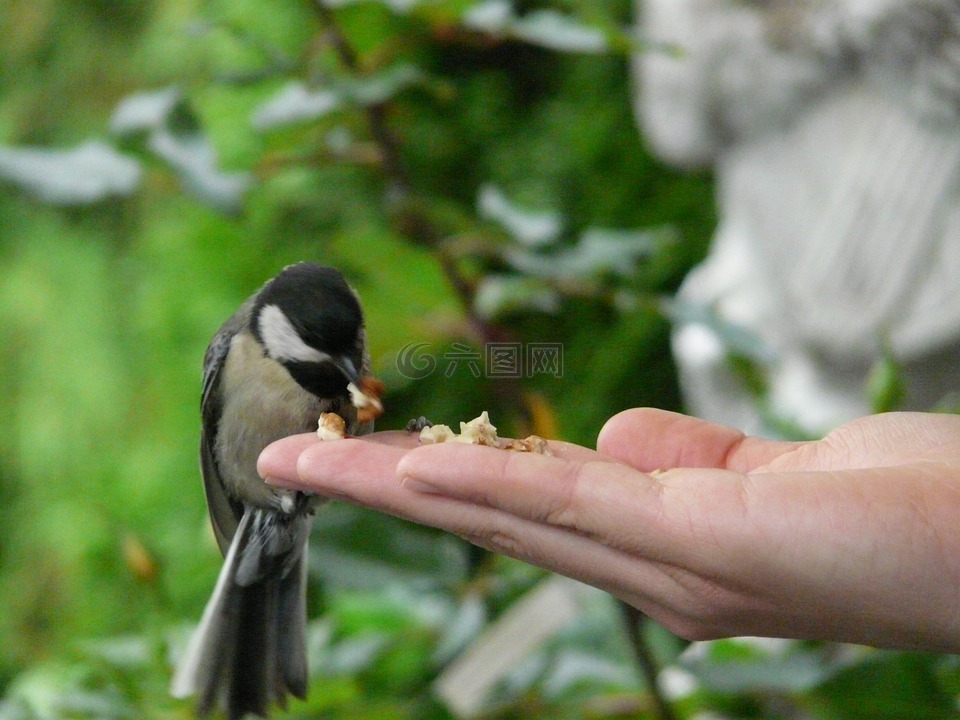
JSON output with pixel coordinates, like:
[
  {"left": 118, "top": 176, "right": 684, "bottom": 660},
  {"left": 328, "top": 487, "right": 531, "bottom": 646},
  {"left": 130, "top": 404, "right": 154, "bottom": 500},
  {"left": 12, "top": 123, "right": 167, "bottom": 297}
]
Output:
[{"left": 252, "top": 263, "right": 363, "bottom": 357}]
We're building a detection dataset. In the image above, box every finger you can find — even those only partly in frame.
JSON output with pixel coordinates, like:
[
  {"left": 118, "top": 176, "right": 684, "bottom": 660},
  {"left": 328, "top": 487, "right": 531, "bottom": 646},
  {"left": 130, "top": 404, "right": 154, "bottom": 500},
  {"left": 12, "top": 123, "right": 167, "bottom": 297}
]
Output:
[
  {"left": 262, "top": 437, "right": 708, "bottom": 625},
  {"left": 257, "top": 433, "right": 319, "bottom": 483},
  {"left": 263, "top": 433, "right": 748, "bottom": 577},
  {"left": 258, "top": 430, "right": 421, "bottom": 484},
  {"left": 261, "top": 435, "right": 668, "bottom": 572},
  {"left": 422, "top": 497, "right": 708, "bottom": 627},
  {"left": 540, "top": 439, "right": 621, "bottom": 464},
  {"left": 395, "top": 443, "right": 700, "bottom": 563},
  {"left": 259, "top": 429, "right": 612, "bottom": 487},
  {"left": 260, "top": 434, "right": 960, "bottom": 650},
  {"left": 597, "top": 408, "right": 803, "bottom": 473},
  {"left": 266, "top": 435, "right": 418, "bottom": 500}
]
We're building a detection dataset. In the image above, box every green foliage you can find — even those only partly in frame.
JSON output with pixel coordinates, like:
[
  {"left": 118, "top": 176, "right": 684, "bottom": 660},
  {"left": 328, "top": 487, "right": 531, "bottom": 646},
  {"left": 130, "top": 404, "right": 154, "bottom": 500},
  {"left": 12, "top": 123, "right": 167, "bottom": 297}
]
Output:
[
  {"left": 866, "top": 351, "right": 906, "bottom": 415},
  {"left": 2, "top": 1, "right": 954, "bottom": 719}
]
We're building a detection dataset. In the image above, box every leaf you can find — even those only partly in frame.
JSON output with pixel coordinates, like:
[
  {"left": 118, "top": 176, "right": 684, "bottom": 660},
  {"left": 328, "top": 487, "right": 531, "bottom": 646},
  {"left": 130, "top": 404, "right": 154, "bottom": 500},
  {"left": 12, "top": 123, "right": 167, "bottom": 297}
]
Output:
[
  {"left": 432, "top": 593, "right": 487, "bottom": 665},
  {"left": 813, "top": 651, "right": 956, "bottom": 719},
  {"left": 343, "top": 64, "right": 424, "bottom": 106},
  {"left": 333, "top": 585, "right": 454, "bottom": 634},
  {"left": 867, "top": 352, "right": 906, "bottom": 413},
  {"left": 0, "top": 699, "right": 31, "bottom": 720},
  {"left": 501, "top": 228, "right": 658, "bottom": 284},
  {"left": 477, "top": 184, "right": 561, "bottom": 246},
  {"left": 462, "top": 0, "right": 513, "bottom": 33},
  {"left": 3, "top": 663, "right": 134, "bottom": 720},
  {"left": 320, "top": 0, "right": 423, "bottom": 12},
  {"left": 462, "top": 3, "right": 609, "bottom": 54},
  {"left": 252, "top": 66, "right": 423, "bottom": 131},
  {"left": 686, "top": 650, "right": 830, "bottom": 695},
  {"left": 541, "top": 650, "right": 636, "bottom": 699},
  {"left": 147, "top": 127, "right": 252, "bottom": 215},
  {"left": 111, "top": 86, "right": 251, "bottom": 214},
  {"left": 109, "top": 87, "right": 182, "bottom": 136},
  {"left": 494, "top": 651, "right": 550, "bottom": 699},
  {"left": 78, "top": 636, "right": 152, "bottom": 672},
  {"left": 510, "top": 10, "right": 608, "bottom": 54},
  {"left": 251, "top": 82, "right": 342, "bottom": 130},
  {"left": 661, "top": 298, "right": 777, "bottom": 363},
  {"left": 50, "top": 690, "right": 134, "bottom": 720},
  {"left": 473, "top": 275, "right": 560, "bottom": 320},
  {"left": 575, "top": 228, "right": 658, "bottom": 277},
  {"left": 326, "top": 635, "right": 391, "bottom": 676},
  {"left": 0, "top": 141, "right": 141, "bottom": 205},
  {"left": 681, "top": 639, "right": 835, "bottom": 695}
]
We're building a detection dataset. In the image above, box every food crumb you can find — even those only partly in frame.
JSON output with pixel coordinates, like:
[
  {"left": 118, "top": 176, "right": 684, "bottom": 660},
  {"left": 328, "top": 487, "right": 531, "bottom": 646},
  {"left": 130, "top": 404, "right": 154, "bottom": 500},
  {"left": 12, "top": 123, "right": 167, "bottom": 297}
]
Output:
[
  {"left": 317, "top": 412, "right": 346, "bottom": 441},
  {"left": 506, "top": 435, "right": 550, "bottom": 454},
  {"left": 419, "top": 424, "right": 456, "bottom": 444},
  {"left": 349, "top": 376, "right": 385, "bottom": 423},
  {"left": 417, "top": 411, "right": 549, "bottom": 454},
  {"left": 455, "top": 411, "right": 499, "bottom": 446}
]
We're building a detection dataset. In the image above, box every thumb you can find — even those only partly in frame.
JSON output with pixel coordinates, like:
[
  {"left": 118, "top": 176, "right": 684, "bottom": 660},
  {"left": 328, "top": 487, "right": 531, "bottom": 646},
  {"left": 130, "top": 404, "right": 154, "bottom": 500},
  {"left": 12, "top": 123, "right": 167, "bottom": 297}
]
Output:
[{"left": 597, "top": 408, "right": 802, "bottom": 473}]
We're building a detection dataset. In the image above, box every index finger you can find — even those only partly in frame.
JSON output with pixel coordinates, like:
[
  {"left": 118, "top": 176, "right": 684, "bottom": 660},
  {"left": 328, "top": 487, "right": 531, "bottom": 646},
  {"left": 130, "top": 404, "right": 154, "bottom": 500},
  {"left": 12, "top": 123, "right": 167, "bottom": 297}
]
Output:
[{"left": 258, "top": 430, "right": 613, "bottom": 485}]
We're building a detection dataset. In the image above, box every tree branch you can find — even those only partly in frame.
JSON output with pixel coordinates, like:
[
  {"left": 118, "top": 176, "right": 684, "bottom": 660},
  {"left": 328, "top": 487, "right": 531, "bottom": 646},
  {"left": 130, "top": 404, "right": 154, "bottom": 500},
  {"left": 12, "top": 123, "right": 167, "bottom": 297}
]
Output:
[
  {"left": 313, "top": 1, "right": 413, "bottom": 200},
  {"left": 619, "top": 602, "right": 680, "bottom": 720}
]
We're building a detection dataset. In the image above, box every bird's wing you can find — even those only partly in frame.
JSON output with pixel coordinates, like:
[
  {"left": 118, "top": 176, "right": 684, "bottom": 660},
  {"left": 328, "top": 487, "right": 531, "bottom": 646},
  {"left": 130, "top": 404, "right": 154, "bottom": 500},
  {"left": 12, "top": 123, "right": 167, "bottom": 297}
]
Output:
[{"left": 199, "top": 305, "right": 251, "bottom": 556}]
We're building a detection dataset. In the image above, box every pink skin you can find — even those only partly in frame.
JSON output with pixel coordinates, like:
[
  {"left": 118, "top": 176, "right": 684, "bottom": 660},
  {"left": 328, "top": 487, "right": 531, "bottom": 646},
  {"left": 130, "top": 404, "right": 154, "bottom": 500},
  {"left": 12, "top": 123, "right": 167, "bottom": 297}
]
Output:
[{"left": 258, "top": 409, "right": 960, "bottom": 651}]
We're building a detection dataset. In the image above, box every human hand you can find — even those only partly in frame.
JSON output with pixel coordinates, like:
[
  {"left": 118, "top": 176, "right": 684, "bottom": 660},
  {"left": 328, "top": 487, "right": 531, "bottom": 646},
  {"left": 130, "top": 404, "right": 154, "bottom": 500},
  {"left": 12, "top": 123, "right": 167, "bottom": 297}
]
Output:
[{"left": 258, "top": 409, "right": 960, "bottom": 651}]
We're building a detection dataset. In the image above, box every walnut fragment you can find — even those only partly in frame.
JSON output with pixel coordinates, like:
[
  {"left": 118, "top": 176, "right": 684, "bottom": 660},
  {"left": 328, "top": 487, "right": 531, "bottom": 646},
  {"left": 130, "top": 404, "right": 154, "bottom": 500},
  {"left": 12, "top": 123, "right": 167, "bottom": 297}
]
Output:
[
  {"left": 317, "top": 411, "right": 346, "bottom": 441},
  {"left": 418, "top": 411, "right": 550, "bottom": 454},
  {"left": 505, "top": 435, "right": 550, "bottom": 454},
  {"left": 348, "top": 375, "right": 385, "bottom": 424}
]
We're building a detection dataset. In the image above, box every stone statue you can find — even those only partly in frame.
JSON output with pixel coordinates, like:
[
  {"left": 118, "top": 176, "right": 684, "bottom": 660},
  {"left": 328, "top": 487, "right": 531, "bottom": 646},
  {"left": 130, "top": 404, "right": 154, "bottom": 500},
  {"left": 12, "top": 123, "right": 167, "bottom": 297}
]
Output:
[{"left": 634, "top": 0, "right": 960, "bottom": 435}]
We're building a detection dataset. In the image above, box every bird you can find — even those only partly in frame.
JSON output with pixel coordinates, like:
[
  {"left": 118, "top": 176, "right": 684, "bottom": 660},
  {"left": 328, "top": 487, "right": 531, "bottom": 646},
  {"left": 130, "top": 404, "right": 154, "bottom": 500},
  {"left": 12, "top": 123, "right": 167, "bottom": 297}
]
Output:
[{"left": 171, "top": 262, "right": 372, "bottom": 719}]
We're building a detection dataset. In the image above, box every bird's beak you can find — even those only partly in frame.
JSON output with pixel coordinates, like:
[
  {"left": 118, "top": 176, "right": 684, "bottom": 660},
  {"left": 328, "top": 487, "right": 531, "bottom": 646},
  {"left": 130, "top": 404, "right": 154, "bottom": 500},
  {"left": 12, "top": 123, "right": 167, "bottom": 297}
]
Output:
[{"left": 334, "top": 356, "right": 360, "bottom": 384}]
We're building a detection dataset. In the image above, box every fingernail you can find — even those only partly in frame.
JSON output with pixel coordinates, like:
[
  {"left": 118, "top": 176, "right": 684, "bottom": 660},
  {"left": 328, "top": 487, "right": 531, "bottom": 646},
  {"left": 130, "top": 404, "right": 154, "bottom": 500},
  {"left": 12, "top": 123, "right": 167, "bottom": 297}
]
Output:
[
  {"left": 399, "top": 474, "right": 441, "bottom": 494},
  {"left": 263, "top": 475, "right": 302, "bottom": 490}
]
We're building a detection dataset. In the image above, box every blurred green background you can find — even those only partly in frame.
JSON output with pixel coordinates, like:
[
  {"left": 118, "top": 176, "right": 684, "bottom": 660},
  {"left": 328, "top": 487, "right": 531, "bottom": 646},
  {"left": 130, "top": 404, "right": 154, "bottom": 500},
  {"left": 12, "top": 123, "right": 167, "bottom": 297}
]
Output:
[{"left": 1, "top": 1, "right": 958, "bottom": 719}]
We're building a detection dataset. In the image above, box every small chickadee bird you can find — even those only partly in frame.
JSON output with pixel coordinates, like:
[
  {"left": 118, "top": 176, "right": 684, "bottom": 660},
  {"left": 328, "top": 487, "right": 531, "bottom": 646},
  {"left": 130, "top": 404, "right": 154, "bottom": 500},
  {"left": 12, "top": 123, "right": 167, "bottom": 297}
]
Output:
[{"left": 171, "top": 262, "right": 372, "bottom": 719}]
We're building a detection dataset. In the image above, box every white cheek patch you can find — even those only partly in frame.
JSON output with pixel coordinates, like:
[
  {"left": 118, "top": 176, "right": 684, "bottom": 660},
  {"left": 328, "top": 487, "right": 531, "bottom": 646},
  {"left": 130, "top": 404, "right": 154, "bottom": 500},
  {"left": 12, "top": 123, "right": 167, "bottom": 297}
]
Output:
[{"left": 258, "top": 304, "right": 328, "bottom": 363}]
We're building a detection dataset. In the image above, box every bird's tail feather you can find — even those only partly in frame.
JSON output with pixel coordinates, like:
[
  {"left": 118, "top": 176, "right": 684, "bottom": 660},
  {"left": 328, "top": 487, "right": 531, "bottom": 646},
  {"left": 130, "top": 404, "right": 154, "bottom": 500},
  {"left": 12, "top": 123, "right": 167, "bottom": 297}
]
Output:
[{"left": 171, "top": 511, "right": 309, "bottom": 719}]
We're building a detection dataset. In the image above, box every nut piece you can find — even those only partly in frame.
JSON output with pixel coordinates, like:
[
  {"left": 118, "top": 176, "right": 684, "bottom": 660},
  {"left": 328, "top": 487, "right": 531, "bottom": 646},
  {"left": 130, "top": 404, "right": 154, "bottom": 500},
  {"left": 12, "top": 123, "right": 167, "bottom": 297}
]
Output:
[
  {"left": 419, "top": 424, "right": 456, "bottom": 444},
  {"left": 417, "top": 411, "right": 502, "bottom": 447},
  {"left": 506, "top": 435, "right": 550, "bottom": 454},
  {"left": 455, "top": 411, "right": 499, "bottom": 446},
  {"left": 349, "top": 376, "right": 386, "bottom": 423},
  {"left": 317, "top": 412, "right": 346, "bottom": 441},
  {"left": 415, "top": 412, "right": 550, "bottom": 454}
]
